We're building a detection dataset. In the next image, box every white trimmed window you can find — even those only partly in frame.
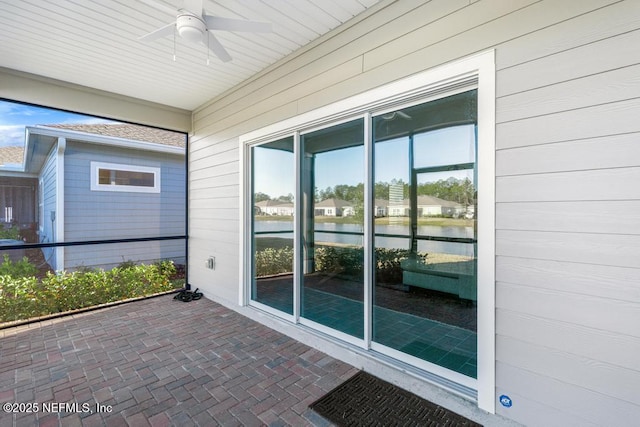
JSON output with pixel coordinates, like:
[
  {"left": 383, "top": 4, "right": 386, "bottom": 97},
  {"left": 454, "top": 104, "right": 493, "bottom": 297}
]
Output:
[{"left": 90, "top": 162, "right": 160, "bottom": 193}]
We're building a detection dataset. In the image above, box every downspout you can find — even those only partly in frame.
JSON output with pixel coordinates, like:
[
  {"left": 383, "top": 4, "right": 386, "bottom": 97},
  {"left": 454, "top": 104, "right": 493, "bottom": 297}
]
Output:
[{"left": 55, "top": 137, "right": 65, "bottom": 271}]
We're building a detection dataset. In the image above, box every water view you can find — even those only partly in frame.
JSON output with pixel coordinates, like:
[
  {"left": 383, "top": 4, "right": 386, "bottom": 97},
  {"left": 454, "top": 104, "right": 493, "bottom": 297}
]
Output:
[{"left": 255, "top": 220, "right": 475, "bottom": 256}]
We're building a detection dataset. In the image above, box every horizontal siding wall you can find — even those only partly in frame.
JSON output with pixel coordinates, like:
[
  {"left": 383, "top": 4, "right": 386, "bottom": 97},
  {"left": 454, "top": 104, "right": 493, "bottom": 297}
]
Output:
[
  {"left": 492, "top": 0, "right": 640, "bottom": 425},
  {"left": 189, "top": 0, "right": 639, "bottom": 424},
  {"left": 64, "top": 240, "right": 185, "bottom": 271},
  {"left": 63, "top": 141, "right": 186, "bottom": 269}
]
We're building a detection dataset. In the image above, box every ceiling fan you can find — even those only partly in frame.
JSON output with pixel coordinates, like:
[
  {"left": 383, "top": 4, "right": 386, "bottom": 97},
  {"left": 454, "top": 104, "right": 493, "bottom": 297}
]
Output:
[
  {"left": 381, "top": 111, "right": 412, "bottom": 121},
  {"left": 139, "top": 0, "right": 272, "bottom": 62}
]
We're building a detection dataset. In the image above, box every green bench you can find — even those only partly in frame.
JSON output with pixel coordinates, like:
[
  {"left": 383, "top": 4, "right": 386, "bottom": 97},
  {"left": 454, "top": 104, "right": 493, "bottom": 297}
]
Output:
[{"left": 401, "top": 258, "right": 476, "bottom": 302}]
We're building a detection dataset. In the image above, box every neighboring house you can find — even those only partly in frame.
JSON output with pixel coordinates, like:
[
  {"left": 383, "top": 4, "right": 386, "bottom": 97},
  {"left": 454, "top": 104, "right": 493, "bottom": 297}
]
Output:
[
  {"left": 387, "top": 204, "right": 407, "bottom": 217},
  {"left": 373, "top": 199, "right": 388, "bottom": 217},
  {"left": 0, "top": 123, "right": 186, "bottom": 271},
  {"left": 314, "top": 198, "right": 354, "bottom": 216},
  {"left": 255, "top": 199, "right": 294, "bottom": 216},
  {"left": 418, "top": 196, "right": 464, "bottom": 217},
  {"left": 0, "top": 146, "right": 34, "bottom": 227},
  {"left": 384, "top": 195, "right": 466, "bottom": 217},
  {"left": 417, "top": 195, "right": 465, "bottom": 217}
]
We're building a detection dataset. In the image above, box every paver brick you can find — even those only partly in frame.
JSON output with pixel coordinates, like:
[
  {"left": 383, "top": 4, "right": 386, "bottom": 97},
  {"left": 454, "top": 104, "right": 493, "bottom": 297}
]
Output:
[{"left": 0, "top": 296, "right": 352, "bottom": 426}]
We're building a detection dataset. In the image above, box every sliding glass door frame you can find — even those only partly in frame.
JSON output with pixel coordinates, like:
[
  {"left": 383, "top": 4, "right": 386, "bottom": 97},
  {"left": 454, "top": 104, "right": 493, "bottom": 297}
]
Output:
[
  {"left": 296, "top": 115, "right": 369, "bottom": 348},
  {"left": 240, "top": 50, "right": 496, "bottom": 413}
]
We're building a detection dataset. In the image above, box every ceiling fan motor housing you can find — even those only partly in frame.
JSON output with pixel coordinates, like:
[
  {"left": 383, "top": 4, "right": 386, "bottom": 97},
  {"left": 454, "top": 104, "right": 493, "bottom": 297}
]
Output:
[{"left": 177, "top": 13, "right": 206, "bottom": 43}]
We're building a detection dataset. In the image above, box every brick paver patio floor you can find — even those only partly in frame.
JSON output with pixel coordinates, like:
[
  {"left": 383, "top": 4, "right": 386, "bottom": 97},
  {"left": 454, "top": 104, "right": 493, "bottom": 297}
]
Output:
[{"left": 0, "top": 295, "right": 359, "bottom": 426}]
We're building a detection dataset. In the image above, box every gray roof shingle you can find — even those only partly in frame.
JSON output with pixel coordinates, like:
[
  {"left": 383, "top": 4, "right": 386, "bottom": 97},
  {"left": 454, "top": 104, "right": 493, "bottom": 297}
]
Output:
[
  {"left": 0, "top": 146, "right": 25, "bottom": 166},
  {"left": 43, "top": 123, "right": 186, "bottom": 148}
]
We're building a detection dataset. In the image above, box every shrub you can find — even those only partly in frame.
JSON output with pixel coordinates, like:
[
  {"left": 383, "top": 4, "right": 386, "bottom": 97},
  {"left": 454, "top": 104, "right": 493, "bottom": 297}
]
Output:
[
  {"left": 0, "top": 254, "right": 38, "bottom": 278},
  {"left": 255, "top": 247, "right": 294, "bottom": 276},
  {"left": 314, "top": 246, "right": 414, "bottom": 282},
  {"left": 374, "top": 248, "right": 412, "bottom": 283},
  {"left": 253, "top": 245, "right": 420, "bottom": 284},
  {"left": 314, "top": 246, "right": 364, "bottom": 277},
  {"left": 116, "top": 259, "right": 137, "bottom": 270},
  {"left": 0, "top": 225, "right": 20, "bottom": 240},
  {"left": 0, "top": 261, "right": 180, "bottom": 323},
  {"left": 0, "top": 275, "right": 40, "bottom": 322}
]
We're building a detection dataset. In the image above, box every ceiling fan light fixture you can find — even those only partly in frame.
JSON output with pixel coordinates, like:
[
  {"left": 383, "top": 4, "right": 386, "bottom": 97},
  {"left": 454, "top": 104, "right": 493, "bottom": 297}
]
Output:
[
  {"left": 139, "top": 0, "right": 273, "bottom": 63},
  {"left": 176, "top": 14, "right": 205, "bottom": 44}
]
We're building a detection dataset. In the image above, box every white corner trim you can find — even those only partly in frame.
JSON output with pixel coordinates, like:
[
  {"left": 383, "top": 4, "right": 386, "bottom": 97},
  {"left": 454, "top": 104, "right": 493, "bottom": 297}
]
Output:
[
  {"left": 238, "top": 143, "right": 248, "bottom": 307},
  {"left": 475, "top": 49, "right": 496, "bottom": 415},
  {"left": 55, "top": 137, "right": 66, "bottom": 271}
]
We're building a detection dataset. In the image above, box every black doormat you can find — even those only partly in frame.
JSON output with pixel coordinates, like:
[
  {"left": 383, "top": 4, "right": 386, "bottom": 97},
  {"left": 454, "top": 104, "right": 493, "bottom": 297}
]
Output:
[{"left": 309, "top": 371, "right": 482, "bottom": 427}]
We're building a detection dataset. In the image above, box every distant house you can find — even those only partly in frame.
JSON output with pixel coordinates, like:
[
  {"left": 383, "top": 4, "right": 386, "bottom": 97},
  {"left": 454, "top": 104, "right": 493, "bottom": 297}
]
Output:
[
  {"left": 314, "top": 198, "right": 354, "bottom": 216},
  {"left": 0, "top": 123, "right": 186, "bottom": 271},
  {"left": 254, "top": 199, "right": 294, "bottom": 216},
  {"left": 373, "top": 199, "right": 388, "bottom": 217},
  {"left": 417, "top": 195, "right": 465, "bottom": 217},
  {"left": 384, "top": 195, "right": 465, "bottom": 217}
]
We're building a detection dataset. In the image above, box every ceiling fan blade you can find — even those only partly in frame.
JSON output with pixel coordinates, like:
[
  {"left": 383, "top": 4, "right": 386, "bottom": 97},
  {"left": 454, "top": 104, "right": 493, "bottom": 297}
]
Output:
[
  {"left": 203, "top": 15, "right": 272, "bottom": 33},
  {"left": 138, "top": 22, "right": 176, "bottom": 41},
  {"left": 182, "top": 0, "right": 203, "bottom": 15},
  {"left": 138, "top": 0, "right": 177, "bottom": 16},
  {"left": 207, "top": 32, "right": 232, "bottom": 62}
]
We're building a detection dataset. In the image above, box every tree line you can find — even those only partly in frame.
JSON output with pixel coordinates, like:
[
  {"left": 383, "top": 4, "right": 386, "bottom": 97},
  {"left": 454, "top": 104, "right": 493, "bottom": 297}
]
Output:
[{"left": 256, "top": 177, "right": 476, "bottom": 206}]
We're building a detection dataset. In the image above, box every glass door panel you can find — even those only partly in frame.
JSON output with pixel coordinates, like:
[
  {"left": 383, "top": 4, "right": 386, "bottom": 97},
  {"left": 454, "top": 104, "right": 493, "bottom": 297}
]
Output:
[
  {"left": 300, "top": 119, "right": 365, "bottom": 338},
  {"left": 372, "top": 90, "right": 478, "bottom": 378},
  {"left": 251, "top": 137, "right": 295, "bottom": 314}
]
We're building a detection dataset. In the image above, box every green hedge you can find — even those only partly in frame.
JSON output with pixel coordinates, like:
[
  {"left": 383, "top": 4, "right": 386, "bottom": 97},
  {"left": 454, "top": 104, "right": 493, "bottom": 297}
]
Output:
[
  {"left": 255, "top": 245, "right": 414, "bottom": 283},
  {"left": 0, "top": 225, "right": 20, "bottom": 240},
  {"left": 0, "top": 260, "right": 180, "bottom": 323},
  {"left": 254, "top": 247, "right": 294, "bottom": 276}
]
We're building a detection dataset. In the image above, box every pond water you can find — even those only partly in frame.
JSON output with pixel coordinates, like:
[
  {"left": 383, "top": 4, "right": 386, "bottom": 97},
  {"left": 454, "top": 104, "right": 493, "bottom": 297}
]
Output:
[{"left": 255, "top": 220, "right": 476, "bottom": 256}]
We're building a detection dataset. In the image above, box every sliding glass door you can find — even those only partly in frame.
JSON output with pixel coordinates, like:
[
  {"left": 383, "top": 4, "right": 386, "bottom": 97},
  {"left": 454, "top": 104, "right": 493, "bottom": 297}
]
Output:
[
  {"left": 372, "top": 90, "right": 478, "bottom": 377},
  {"left": 300, "top": 119, "right": 365, "bottom": 339},
  {"left": 248, "top": 89, "right": 480, "bottom": 379},
  {"left": 251, "top": 137, "right": 295, "bottom": 314}
]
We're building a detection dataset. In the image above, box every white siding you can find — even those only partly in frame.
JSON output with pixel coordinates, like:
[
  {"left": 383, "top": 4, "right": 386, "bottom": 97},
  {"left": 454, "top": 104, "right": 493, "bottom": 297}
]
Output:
[{"left": 189, "top": 0, "right": 640, "bottom": 424}]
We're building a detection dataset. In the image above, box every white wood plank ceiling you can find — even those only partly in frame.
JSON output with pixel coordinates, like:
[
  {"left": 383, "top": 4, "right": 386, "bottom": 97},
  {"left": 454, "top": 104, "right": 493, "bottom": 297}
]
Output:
[{"left": 0, "top": 0, "right": 382, "bottom": 111}]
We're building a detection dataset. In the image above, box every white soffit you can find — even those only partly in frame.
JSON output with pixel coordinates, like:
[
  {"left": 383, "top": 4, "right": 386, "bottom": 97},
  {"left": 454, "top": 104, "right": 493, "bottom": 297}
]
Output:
[{"left": 0, "top": 0, "right": 382, "bottom": 111}]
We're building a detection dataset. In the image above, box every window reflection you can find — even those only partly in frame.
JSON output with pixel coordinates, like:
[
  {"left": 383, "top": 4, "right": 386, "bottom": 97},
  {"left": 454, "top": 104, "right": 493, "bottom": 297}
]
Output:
[
  {"left": 245, "top": 90, "right": 480, "bottom": 379},
  {"left": 300, "top": 119, "right": 365, "bottom": 338},
  {"left": 373, "top": 90, "right": 478, "bottom": 378},
  {"left": 251, "top": 137, "right": 295, "bottom": 314}
]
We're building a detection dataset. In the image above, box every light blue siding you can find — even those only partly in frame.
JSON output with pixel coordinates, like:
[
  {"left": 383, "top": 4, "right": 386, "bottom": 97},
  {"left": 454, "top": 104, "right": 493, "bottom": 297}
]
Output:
[
  {"left": 62, "top": 140, "right": 186, "bottom": 269},
  {"left": 39, "top": 145, "right": 57, "bottom": 268}
]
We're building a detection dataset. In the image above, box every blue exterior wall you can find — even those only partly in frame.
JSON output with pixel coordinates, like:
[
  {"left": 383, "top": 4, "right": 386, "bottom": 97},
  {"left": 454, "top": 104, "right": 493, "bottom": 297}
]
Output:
[
  {"left": 39, "top": 145, "right": 57, "bottom": 268},
  {"left": 62, "top": 140, "right": 185, "bottom": 270}
]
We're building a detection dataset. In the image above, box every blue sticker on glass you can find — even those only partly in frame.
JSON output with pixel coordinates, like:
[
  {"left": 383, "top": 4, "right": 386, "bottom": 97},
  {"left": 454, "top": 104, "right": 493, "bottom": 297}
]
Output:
[{"left": 499, "top": 395, "right": 513, "bottom": 408}]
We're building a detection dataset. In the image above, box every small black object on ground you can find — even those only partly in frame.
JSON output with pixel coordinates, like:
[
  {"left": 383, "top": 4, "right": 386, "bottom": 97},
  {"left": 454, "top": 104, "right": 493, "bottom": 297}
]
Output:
[
  {"left": 310, "top": 370, "right": 482, "bottom": 427},
  {"left": 173, "top": 288, "right": 203, "bottom": 302}
]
